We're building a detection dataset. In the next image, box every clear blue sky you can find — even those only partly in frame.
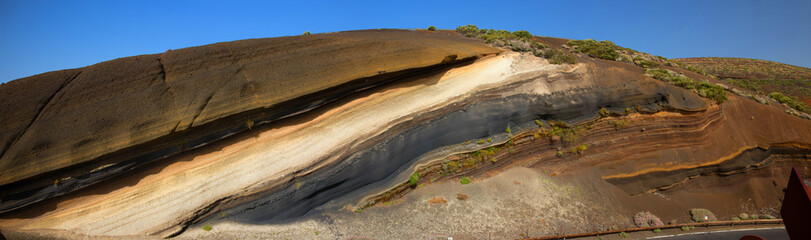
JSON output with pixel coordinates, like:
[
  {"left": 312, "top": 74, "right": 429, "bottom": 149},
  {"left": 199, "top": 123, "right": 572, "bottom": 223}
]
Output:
[{"left": 1, "top": 0, "right": 810, "bottom": 83}]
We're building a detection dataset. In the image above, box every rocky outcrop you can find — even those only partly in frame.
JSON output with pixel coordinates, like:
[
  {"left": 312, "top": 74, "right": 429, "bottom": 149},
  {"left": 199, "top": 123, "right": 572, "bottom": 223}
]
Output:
[
  {"left": 0, "top": 30, "right": 499, "bottom": 213},
  {"left": 0, "top": 30, "right": 809, "bottom": 239}
]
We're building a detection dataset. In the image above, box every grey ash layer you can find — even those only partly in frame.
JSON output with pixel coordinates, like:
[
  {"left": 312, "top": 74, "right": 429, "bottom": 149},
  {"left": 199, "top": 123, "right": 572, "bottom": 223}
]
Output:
[{"left": 215, "top": 78, "right": 707, "bottom": 225}]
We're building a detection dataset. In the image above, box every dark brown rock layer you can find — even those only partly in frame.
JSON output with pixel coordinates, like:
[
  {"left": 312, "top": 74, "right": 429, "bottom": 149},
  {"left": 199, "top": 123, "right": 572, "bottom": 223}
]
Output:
[{"left": 0, "top": 29, "right": 499, "bottom": 212}]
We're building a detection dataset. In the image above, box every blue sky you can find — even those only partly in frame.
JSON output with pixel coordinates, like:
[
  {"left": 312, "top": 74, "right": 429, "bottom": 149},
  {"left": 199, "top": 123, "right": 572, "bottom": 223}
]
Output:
[{"left": 1, "top": 0, "right": 810, "bottom": 83}]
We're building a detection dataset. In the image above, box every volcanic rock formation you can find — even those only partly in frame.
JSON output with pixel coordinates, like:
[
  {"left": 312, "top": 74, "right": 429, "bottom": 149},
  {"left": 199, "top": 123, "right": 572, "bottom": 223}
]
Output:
[{"left": 0, "top": 29, "right": 809, "bottom": 239}]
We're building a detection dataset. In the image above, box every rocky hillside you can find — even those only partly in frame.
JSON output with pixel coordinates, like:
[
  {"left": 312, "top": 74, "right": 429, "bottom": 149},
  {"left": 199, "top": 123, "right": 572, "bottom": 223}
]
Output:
[
  {"left": 0, "top": 28, "right": 809, "bottom": 239},
  {"left": 674, "top": 57, "right": 811, "bottom": 106}
]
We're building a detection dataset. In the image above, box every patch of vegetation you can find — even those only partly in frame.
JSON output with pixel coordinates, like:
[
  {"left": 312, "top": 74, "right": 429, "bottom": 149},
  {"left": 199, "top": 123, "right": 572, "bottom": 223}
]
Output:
[
  {"left": 477, "top": 139, "right": 486, "bottom": 144},
  {"left": 409, "top": 173, "right": 419, "bottom": 187},
  {"left": 505, "top": 126, "right": 511, "bottom": 134},
  {"left": 599, "top": 107, "right": 610, "bottom": 117},
  {"left": 646, "top": 68, "right": 727, "bottom": 104},
  {"left": 302, "top": 31, "right": 311, "bottom": 35},
  {"left": 487, "top": 137, "right": 492, "bottom": 143},
  {"left": 556, "top": 151, "right": 563, "bottom": 157},
  {"left": 569, "top": 144, "right": 588, "bottom": 155},
  {"left": 681, "top": 226, "right": 690, "bottom": 231},
  {"left": 609, "top": 118, "right": 630, "bottom": 130},
  {"left": 619, "top": 231, "right": 629, "bottom": 238},
  {"left": 202, "top": 225, "right": 212, "bottom": 231},
  {"left": 444, "top": 161, "right": 461, "bottom": 173},
  {"left": 460, "top": 177, "right": 471, "bottom": 185},
  {"left": 567, "top": 39, "right": 621, "bottom": 60},
  {"left": 540, "top": 48, "right": 577, "bottom": 64},
  {"left": 456, "top": 25, "right": 576, "bottom": 65},
  {"left": 769, "top": 92, "right": 810, "bottom": 113},
  {"left": 546, "top": 120, "right": 586, "bottom": 144},
  {"left": 535, "top": 119, "right": 543, "bottom": 127},
  {"left": 674, "top": 57, "right": 811, "bottom": 80},
  {"left": 427, "top": 26, "right": 436, "bottom": 31},
  {"left": 732, "top": 217, "right": 741, "bottom": 221},
  {"left": 738, "top": 213, "right": 749, "bottom": 220},
  {"left": 634, "top": 57, "right": 660, "bottom": 68},
  {"left": 653, "top": 228, "right": 662, "bottom": 233}
]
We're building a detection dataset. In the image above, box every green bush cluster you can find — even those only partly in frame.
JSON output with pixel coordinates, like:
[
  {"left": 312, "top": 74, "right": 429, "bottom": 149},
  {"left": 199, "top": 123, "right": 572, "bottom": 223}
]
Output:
[
  {"left": 567, "top": 39, "right": 621, "bottom": 60},
  {"left": 455, "top": 25, "right": 577, "bottom": 65},
  {"left": 633, "top": 56, "right": 660, "bottom": 68},
  {"left": 686, "top": 65, "right": 706, "bottom": 75},
  {"left": 609, "top": 119, "right": 630, "bottom": 130},
  {"left": 646, "top": 69, "right": 727, "bottom": 104},
  {"left": 427, "top": 26, "right": 437, "bottom": 31},
  {"left": 769, "top": 92, "right": 810, "bottom": 113},
  {"left": 409, "top": 173, "right": 419, "bottom": 186},
  {"left": 460, "top": 177, "right": 471, "bottom": 185},
  {"left": 302, "top": 31, "right": 311, "bottom": 35},
  {"left": 456, "top": 25, "right": 534, "bottom": 43},
  {"left": 539, "top": 48, "right": 577, "bottom": 64}
]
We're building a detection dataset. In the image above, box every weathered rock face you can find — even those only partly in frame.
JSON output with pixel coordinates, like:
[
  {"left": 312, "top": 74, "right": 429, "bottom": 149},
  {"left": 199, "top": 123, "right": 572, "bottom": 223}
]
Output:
[
  {"left": 0, "top": 30, "right": 809, "bottom": 239},
  {"left": 0, "top": 30, "right": 499, "bottom": 212}
]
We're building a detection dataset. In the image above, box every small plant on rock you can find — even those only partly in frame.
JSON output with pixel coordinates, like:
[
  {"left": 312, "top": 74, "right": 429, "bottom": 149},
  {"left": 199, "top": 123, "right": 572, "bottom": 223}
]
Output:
[
  {"left": 202, "top": 225, "right": 212, "bottom": 231},
  {"left": 599, "top": 107, "right": 610, "bottom": 117},
  {"left": 460, "top": 177, "right": 471, "bottom": 185},
  {"left": 409, "top": 173, "right": 419, "bottom": 187}
]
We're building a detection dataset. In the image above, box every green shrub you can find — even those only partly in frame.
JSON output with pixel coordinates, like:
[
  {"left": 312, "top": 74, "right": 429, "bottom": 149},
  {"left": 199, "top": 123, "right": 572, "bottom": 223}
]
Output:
[
  {"left": 506, "top": 40, "right": 532, "bottom": 52},
  {"left": 427, "top": 26, "right": 437, "bottom": 31},
  {"left": 409, "top": 173, "right": 419, "bottom": 186},
  {"left": 445, "top": 161, "right": 460, "bottom": 173},
  {"left": 487, "top": 137, "right": 492, "bottom": 143},
  {"left": 619, "top": 231, "right": 629, "bottom": 238},
  {"left": 732, "top": 217, "right": 741, "bottom": 221},
  {"left": 681, "top": 226, "right": 690, "bottom": 231},
  {"left": 556, "top": 151, "right": 563, "bottom": 157},
  {"left": 653, "top": 228, "right": 662, "bottom": 233},
  {"left": 513, "top": 30, "right": 532, "bottom": 39},
  {"left": 646, "top": 68, "right": 726, "bottom": 104},
  {"left": 599, "top": 107, "right": 610, "bottom": 117},
  {"left": 738, "top": 213, "right": 749, "bottom": 220},
  {"left": 635, "top": 59, "right": 660, "bottom": 68},
  {"left": 477, "top": 139, "right": 485, "bottom": 144},
  {"left": 505, "top": 126, "right": 511, "bottom": 133},
  {"left": 750, "top": 214, "right": 759, "bottom": 219},
  {"left": 609, "top": 119, "right": 630, "bottom": 130},
  {"left": 769, "top": 92, "right": 810, "bottom": 113},
  {"left": 456, "top": 24, "right": 480, "bottom": 37},
  {"left": 567, "top": 39, "right": 620, "bottom": 60},
  {"left": 541, "top": 49, "right": 577, "bottom": 64},
  {"left": 202, "top": 225, "right": 212, "bottom": 231},
  {"left": 460, "top": 177, "right": 471, "bottom": 184},
  {"left": 531, "top": 41, "right": 549, "bottom": 50},
  {"left": 302, "top": 31, "right": 311, "bottom": 35}
]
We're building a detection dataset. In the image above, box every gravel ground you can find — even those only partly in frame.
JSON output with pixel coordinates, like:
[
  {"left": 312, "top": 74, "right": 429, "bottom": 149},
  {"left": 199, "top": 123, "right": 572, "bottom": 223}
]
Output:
[{"left": 179, "top": 167, "right": 623, "bottom": 240}]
